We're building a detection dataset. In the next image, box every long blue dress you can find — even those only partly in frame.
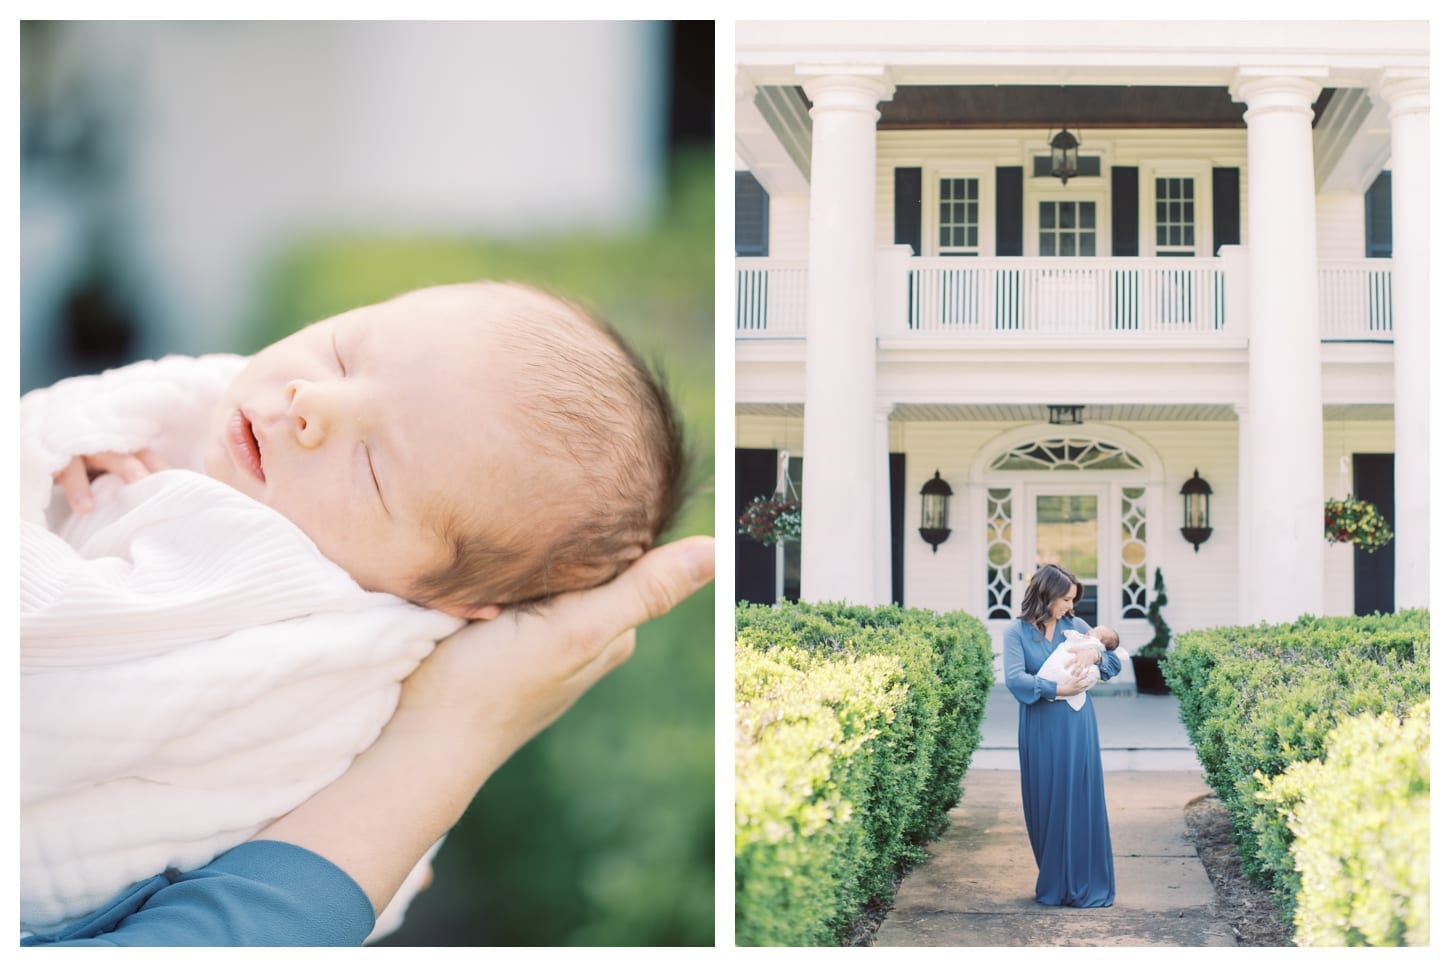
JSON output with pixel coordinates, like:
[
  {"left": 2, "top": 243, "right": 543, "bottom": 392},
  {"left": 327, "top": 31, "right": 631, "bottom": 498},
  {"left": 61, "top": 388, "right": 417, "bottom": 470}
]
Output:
[{"left": 1002, "top": 616, "right": 1121, "bottom": 907}]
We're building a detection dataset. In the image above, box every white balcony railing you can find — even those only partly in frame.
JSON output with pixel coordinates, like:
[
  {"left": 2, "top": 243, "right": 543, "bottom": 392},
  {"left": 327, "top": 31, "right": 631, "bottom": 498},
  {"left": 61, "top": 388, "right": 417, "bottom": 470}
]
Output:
[
  {"left": 736, "top": 259, "right": 807, "bottom": 338},
  {"left": 735, "top": 256, "right": 1395, "bottom": 342},
  {"left": 1319, "top": 260, "right": 1393, "bottom": 339},
  {"left": 904, "top": 257, "right": 1226, "bottom": 336}
]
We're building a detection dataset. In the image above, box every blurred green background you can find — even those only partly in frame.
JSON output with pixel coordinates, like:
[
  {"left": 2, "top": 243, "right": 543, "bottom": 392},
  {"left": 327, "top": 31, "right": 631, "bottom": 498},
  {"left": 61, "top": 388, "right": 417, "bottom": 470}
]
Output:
[{"left": 242, "top": 149, "right": 715, "bottom": 946}]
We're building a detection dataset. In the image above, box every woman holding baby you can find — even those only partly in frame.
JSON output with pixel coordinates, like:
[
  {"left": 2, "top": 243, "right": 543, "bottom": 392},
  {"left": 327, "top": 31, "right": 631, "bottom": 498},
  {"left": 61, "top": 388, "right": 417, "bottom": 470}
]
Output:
[{"left": 1002, "top": 563, "right": 1121, "bottom": 908}]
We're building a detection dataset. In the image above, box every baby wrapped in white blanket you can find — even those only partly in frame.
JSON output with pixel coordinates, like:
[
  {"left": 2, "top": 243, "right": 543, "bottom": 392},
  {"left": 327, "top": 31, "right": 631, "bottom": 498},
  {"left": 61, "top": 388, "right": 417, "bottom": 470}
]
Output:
[
  {"left": 19, "top": 282, "right": 687, "bottom": 941},
  {"left": 1037, "top": 629, "right": 1116, "bottom": 711},
  {"left": 20, "top": 353, "right": 462, "bottom": 938}
]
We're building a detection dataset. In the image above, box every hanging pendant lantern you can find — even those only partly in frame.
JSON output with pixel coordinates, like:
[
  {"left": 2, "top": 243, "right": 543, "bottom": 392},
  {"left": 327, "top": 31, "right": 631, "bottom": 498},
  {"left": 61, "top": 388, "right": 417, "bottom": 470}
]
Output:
[{"left": 1049, "top": 127, "right": 1080, "bottom": 185}]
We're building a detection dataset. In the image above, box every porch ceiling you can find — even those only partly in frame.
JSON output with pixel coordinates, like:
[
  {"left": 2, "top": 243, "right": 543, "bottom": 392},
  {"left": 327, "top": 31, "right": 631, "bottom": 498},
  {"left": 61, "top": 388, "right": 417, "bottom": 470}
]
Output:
[
  {"left": 882, "top": 84, "right": 1291, "bottom": 129},
  {"left": 890, "top": 403, "right": 1240, "bottom": 422},
  {"left": 772, "top": 83, "right": 1334, "bottom": 129},
  {"left": 736, "top": 402, "right": 1393, "bottom": 423}
]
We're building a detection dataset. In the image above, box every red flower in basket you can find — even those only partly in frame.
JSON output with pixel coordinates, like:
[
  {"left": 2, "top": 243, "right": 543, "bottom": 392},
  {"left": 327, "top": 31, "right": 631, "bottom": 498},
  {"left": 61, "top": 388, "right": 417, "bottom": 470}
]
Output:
[{"left": 737, "top": 494, "right": 801, "bottom": 546}]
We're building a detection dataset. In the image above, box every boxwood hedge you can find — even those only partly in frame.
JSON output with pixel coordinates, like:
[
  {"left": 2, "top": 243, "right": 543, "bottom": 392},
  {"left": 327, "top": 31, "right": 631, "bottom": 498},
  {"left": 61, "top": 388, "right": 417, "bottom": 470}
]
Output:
[
  {"left": 735, "top": 602, "right": 995, "bottom": 946},
  {"left": 1162, "top": 610, "right": 1429, "bottom": 927},
  {"left": 1258, "top": 701, "right": 1429, "bottom": 946}
]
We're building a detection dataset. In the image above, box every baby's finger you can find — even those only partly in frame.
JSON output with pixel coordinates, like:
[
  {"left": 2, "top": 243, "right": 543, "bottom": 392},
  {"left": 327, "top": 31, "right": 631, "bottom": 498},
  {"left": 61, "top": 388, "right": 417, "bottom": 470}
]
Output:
[
  {"left": 54, "top": 457, "right": 95, "bottom": 513},
  {"left": 89, "top": 451, "right": 152, "bottom": 484}
]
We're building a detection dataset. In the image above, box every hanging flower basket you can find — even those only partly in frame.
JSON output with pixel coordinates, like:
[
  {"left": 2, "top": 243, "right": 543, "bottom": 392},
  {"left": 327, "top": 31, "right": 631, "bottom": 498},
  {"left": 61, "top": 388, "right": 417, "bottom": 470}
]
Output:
[
  {"left": 1324, "top": 496, "right": 1393, "bottom": 553},
  {"left": 738, "top": 494, "right": 801, "bottom": 546}
]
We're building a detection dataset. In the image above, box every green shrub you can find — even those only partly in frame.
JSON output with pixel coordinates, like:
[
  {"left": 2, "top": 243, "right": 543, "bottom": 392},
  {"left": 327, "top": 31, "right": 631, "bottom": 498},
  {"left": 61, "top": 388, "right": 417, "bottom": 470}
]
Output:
[
  {"left": 734, "top": 647, "right": 904, "bottom": 945},
  {"left": 737, "top": 603, "right": 994, "bottom": 860},
  {"left": 1162, "top": 610, "right": 1429, "bottom": 917},
  {"left": 1257, "top": 702, "right": 1429, "bottom": 946},
  {"left": 734, "top": 601, "right": 995, "bottom": 945}
]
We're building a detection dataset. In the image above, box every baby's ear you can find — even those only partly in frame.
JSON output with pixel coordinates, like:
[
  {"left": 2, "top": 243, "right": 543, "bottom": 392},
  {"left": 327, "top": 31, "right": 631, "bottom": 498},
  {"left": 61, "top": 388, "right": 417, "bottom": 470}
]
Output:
[{"left": 443, "top": 602, "right": 503, "bottom": 621}]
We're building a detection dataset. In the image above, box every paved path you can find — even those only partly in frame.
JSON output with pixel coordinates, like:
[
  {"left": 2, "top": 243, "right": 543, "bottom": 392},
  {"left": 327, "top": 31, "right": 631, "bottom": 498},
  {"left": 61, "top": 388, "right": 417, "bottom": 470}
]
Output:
[{"left": 874, "top": 689, "right": 1234, "bottom": 947}]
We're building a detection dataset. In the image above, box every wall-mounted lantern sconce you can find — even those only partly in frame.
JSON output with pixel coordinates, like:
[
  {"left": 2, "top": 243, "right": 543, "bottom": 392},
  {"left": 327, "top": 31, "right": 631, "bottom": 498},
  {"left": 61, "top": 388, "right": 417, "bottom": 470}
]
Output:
[
  {"left": 1047, "top": 404, "right": 1083, "bottom": 426},
  {"left": 1180, "top": 469, "right": 1213, "bottom": 552},
  {"left": 1049, "top": 127, "right": 1081, "bottom": 185},
  {"left": 919, "top": 470, "right": 953, "bottom": 553}
]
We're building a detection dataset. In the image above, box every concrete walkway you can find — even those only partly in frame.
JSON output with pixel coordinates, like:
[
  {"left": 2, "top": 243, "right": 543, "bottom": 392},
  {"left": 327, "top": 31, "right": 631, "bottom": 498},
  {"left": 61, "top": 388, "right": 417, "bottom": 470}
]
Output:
[{"left": 874, "top": 688, "right": 1232, "bottom": 947}]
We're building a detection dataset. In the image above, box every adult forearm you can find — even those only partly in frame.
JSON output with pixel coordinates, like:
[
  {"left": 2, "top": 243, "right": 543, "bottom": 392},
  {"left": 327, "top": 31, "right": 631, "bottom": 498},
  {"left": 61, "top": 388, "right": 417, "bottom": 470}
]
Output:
[{"left": 254, "top": 708, "right": 502, "bottom": 916}]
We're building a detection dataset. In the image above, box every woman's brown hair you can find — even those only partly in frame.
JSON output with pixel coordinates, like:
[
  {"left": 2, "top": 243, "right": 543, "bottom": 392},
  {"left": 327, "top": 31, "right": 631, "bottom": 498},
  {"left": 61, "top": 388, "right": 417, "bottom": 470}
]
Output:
[{"left": 1017, "top": 564, "right": 1078, "bottom": 632}]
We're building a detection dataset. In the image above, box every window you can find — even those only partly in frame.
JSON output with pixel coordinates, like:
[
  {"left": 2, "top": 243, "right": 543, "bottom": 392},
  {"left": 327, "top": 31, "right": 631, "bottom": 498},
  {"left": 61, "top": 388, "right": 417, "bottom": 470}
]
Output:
[
  {"left": 1033, "top": 155, "right": 1102, "bottom": 178},
  {"left": 937, "top": 177, "right": 980, "bottom": 255},
  {"left": 735, "top": 171, "right": 769, "bottom": 257},
  {"left": 1154, "top": 177, "right": 1195, "bottom": 256},
  {"left": 1039, "top": 201, "right": 1096, "bottom": 257}
]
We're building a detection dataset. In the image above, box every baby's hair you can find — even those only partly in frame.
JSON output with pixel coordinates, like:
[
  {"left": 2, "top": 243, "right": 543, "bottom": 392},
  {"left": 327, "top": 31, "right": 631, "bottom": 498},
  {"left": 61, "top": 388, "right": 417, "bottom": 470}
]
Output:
[{"left": 408, "top": 281, "right": 687, "bottom": 613}]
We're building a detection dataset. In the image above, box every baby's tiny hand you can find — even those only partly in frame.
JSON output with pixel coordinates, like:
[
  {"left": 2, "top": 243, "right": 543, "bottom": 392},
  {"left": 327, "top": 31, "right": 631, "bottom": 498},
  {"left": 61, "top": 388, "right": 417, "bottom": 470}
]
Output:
[{"left": 53, "top": 449, "right": 171, "bottom": 513}]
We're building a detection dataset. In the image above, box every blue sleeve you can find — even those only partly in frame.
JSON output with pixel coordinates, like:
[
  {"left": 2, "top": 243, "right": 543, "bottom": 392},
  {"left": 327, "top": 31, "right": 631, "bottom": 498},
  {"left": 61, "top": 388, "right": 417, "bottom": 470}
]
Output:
[
  {"left": 19, "top": 841, "right": 374, "bottom": 947},
  {"left": 1099, "top": 647, "right": 1121, "bottom": 681},
  {"left": 1003, "top": 620, "right": 1055, "bottom": 705}
]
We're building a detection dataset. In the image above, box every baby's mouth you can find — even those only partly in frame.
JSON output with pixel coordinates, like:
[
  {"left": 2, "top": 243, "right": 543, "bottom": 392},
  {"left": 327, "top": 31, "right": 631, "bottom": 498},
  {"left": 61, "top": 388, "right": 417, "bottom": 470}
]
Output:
[{"left": 226, "top": 409, "right": 266, "bottom": 484}]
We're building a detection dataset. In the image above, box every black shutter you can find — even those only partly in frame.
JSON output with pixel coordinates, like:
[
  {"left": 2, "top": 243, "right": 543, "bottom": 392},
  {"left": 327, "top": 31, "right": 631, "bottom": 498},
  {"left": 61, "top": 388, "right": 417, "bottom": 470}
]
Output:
[
  {"left": 1212, "top": 167, "right": 1241, "bottom": 255},
  {"left": 889, "top": 452, "right": 905, "bottom": 606},
  {"left": 735, "top": 448, "right": 779, "bottom": 604},
  {"left": 735, "top": 172, "right": 769, "bottom": 257},
  {"left": 995, "top": 166, "right": 1023, "bottom": 256},
  {"left": 1365, "top": 171, "right": 1393, "bottom": 258},
  {"left": 1111, "top": 166, "right": 1139, "bottom": 257},
  {"left": 1352, "top": 453, "right": 1395, "bottom": 616},
  {"left": 894, "top": 168, "right": 922, "bottom": 256}
]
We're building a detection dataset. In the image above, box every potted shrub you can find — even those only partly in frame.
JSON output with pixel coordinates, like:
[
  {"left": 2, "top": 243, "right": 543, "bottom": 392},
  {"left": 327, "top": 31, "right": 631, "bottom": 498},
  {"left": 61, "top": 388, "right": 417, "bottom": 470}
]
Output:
[{"left": 1131, "top": 567, "right": 1172, "bottom": 695}]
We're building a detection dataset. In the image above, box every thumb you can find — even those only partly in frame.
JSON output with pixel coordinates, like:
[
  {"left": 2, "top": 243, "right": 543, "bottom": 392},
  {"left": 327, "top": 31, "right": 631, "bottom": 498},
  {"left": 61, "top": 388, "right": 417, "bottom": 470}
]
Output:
[
  {"left": 610, "top": 535, "right": 716, "bottom": 628},
  {"left": 553, "top": 535, "right": 715, "bottom": 645}
]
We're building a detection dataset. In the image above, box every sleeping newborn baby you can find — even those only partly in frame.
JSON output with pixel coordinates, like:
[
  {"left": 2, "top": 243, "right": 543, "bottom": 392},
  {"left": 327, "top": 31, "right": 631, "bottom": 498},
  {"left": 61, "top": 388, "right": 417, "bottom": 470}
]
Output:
[
  {"left": 19, "top": 281, "right": 685, "bottom": 938},
  {"left": 1037, "top": 625, "right": 1121, "bottom": 711}
]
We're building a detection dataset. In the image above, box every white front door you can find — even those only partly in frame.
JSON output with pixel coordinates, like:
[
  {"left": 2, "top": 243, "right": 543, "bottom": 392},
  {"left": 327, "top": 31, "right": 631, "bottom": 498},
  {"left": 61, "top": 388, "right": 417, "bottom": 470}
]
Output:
[{"left": 1022, "top": 484, "right": 1109, "bottom": 627}]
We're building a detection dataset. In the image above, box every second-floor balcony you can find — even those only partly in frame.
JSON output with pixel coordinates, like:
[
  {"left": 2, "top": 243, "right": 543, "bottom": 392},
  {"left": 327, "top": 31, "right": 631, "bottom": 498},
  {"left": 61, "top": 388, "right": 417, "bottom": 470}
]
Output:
[{"left": 735, "top": 254, "right": 1394, "bottom": 344}]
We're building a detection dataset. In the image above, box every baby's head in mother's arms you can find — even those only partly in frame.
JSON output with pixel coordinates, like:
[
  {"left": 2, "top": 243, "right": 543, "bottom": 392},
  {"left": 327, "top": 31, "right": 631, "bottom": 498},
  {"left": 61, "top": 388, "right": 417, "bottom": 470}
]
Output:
[{"left": 203, "top": 281, "right": 686, "bottom": 618}]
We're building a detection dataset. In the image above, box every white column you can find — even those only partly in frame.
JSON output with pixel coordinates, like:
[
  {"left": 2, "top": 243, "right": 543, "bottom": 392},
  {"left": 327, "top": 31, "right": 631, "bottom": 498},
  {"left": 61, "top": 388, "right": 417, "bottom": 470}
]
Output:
[
  {"left": 1234, "top": 403, "right": 1253, "bottom": 624},
  {"left": 1230, "top": 70, "right": 1326, "bottom": 623},
  {"left": 874, "top": 403, "right": 894, "bottom": 605},
  {"left": 1375, "top": 70, "right": 1431, "bottom": 610},
  {"left": 797, "top": 67, "right": 893, "bottom": 604}
]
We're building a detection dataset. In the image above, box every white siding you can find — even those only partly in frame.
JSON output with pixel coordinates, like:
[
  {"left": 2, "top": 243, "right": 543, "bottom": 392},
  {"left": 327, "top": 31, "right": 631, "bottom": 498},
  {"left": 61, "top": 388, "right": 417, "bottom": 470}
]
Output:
[
  {"left": 735, "top": 412, "right": 803, "bottom": 453},
  {"left": 1316, "top": 191, "right": 1367, "bottom": 260},
  {"left": 768, "top": 195, "right": 811, "bottom": 259},
  {"left": 1132, "top": 423, "right": 1240, "bottom": 635},
  {"left": 898, "top": 421, "right": 1009, "bottom": 614},
  {"left": 874, "top": 129, "right": 1249, "bottom": 252}
]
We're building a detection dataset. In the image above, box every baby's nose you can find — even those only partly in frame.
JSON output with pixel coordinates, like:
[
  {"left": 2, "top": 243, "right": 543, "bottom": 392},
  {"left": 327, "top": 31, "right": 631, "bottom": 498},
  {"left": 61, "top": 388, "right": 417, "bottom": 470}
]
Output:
[{"left": 286, "top": 380, "right": 334, "bottom": 448}]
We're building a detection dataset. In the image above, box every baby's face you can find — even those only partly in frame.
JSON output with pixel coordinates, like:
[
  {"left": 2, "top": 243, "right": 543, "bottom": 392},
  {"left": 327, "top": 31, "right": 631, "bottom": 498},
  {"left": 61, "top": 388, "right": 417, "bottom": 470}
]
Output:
[{"left": 203, "top": 286, "right": 536, "bottom": 617}]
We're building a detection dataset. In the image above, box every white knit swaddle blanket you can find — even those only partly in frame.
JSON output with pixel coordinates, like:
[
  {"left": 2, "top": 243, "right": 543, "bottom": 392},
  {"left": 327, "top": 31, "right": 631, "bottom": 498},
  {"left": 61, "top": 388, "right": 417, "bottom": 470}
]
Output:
[{"left": 20, "top": 356, "right": 464, "bottom": 938}]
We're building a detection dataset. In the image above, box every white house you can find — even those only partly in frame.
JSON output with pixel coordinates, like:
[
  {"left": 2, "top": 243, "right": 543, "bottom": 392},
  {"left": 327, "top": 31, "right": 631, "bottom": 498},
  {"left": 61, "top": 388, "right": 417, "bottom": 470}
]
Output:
[{"left": 733, "top": 21, "right": 1430, "bottom": 678}]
